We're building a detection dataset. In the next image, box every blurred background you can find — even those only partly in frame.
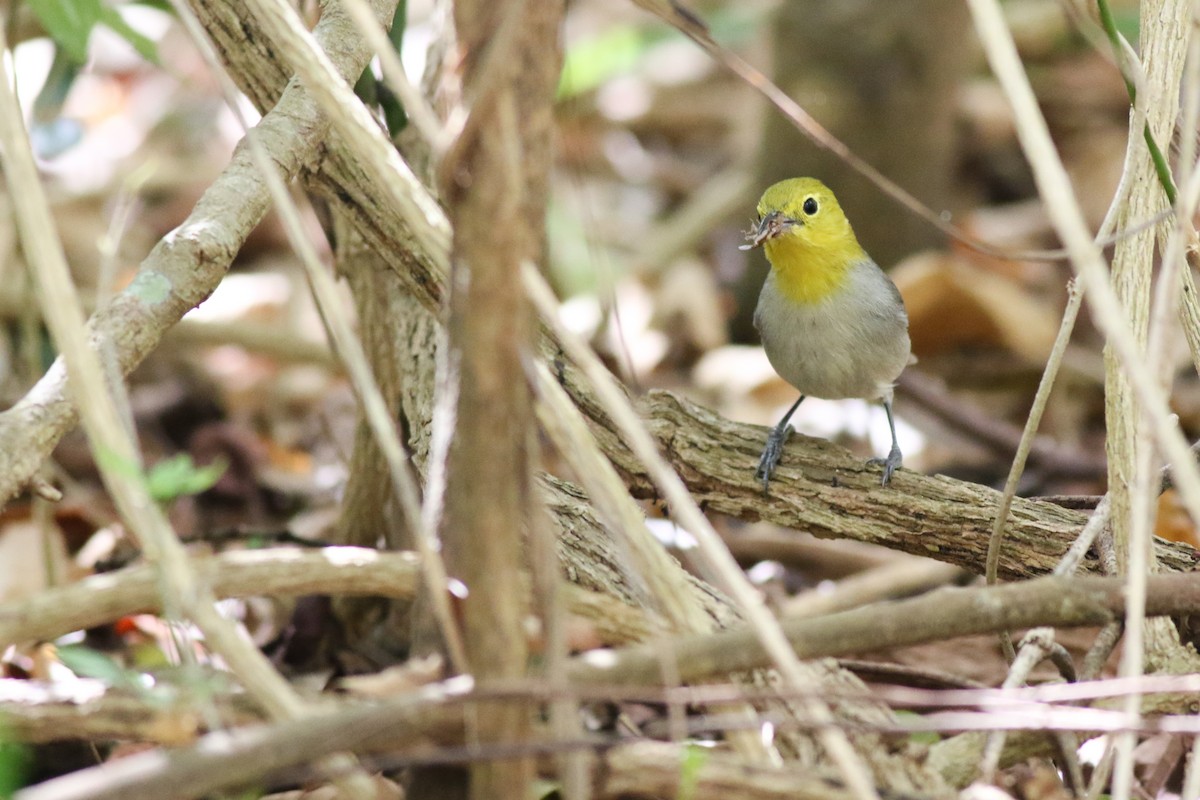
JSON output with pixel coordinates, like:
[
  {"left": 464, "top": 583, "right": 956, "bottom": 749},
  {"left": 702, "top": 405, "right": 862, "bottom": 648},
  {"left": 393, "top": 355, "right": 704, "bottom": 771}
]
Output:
[{"left": 1, "top": 0, "right": 1193, "bottom": 732}]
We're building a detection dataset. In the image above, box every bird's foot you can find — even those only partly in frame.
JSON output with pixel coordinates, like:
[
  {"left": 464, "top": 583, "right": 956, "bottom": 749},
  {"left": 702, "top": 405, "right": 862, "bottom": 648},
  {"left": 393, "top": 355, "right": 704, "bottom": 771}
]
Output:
[
  {"left": 867, "top": 444, "right": 903, "bottom": 487},
  {"left": 756, "top": 424, "right": 793, "bottom": 495}
]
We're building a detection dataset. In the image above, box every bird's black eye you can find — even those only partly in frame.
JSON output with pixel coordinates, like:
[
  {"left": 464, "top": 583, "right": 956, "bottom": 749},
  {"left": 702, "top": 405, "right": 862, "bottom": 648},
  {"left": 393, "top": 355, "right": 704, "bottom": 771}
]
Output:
[{"left": 802, "top": 197, "right": 818, "bottom": 215}]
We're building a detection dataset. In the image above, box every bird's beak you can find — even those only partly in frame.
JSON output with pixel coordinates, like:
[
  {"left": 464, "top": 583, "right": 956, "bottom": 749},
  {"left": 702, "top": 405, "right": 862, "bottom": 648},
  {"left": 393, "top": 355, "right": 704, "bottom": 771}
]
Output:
[{"left": 739, "top": 211, "right": 797, "bottom": 251}]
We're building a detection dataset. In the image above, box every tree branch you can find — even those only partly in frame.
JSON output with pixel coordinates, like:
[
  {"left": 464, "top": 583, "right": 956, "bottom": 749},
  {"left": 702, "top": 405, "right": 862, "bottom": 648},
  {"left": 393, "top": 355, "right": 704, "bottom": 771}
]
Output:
[
  {"left": 0, "top": 547, "right": 419, "bottom": 647},
  {"left": 567, "top": 572, "right": 1200, "bottom": 687},
  {"left": 603, "top": 391, "right": 1200, "bottom": 579},
  {"left": 0, "top": 0, "right": 399, "bottom": 509}
]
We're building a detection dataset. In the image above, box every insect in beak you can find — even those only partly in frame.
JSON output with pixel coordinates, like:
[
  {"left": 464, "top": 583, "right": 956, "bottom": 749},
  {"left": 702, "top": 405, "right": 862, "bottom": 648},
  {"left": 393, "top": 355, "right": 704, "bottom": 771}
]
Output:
[{"left": 739, "top": 211, "right": 798, "bottom": 251}]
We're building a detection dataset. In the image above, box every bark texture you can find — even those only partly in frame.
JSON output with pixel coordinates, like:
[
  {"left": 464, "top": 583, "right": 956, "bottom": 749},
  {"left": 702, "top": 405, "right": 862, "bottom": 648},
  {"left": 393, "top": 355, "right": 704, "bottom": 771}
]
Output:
[{"left": 438, "top": 1, "right": 566, "bottom": 797}]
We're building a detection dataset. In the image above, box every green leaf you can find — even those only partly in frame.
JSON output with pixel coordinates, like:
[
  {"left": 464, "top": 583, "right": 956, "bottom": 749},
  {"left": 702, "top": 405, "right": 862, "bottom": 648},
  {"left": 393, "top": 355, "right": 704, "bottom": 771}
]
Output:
[
  {"left": 93, "top": 445, "right": 148, "bottom": 482},
  {"left": 895, "top": 710, "right": 940, "bottom": 745},
  {"left": 355, "top": 1, "right": 408, "bottom": 137},
  {"left": 559, "top": 25, "right": 656, "bottom": 98},
  {"left": 98, "top": 5, "right": 160, "bottom": 64},
  {"left": 907, "top": 729, "right": 941, "bottom": 745},
  {"left": 529, "top": 779, "right": 560, "bottom": 800},
  {"left": 56, "top": 645, "right": 141, "bottom": 691},
  {"left": 677, "top": 744, "right": 708, "bottom": 800},
  {"left": 32, "top": 46, "right": 79, "bottom": 121},
  {"left": 27, "top": 0, "right": 103, "bottom": 64},
  {"left": 557, "top": 7, "right": 757, "bottom": 99},
  {"left": 354, "top": 65, "right": 379, "bottom": 107},
  {"left": 0, "top": 732, "right": 31, "bottom": 797},
  {"left": 379, "top": 82, "right": 408, "bottom": 138},
  {"left": 128, "top": 640, "right": 171, "bottom": 671},
  {"left": 130, "top": 0, "right": 173, "bottom": 13},
  {"left": 1109, "top": 9, "right": 1139, "bottom": 45},
  {"left": 146, "top": 454, "right": 227, "bottom": 503},
  {"left": 382, "top": 0, "right": 408, "bottom": 136}
]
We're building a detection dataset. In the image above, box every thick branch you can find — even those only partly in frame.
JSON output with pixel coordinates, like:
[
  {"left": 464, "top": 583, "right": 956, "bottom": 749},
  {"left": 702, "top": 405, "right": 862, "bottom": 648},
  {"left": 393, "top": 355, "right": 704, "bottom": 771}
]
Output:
[
  {"left": 437, "top": 1, "right": 564, "bottom": 795},
  {"left": 600, "top": 391, "right": 1200, "bottom": 579}
]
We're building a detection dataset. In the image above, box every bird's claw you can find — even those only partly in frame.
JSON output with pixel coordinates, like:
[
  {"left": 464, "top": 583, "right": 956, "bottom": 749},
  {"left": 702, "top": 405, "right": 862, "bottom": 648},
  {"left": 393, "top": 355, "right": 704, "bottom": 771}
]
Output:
[
  {"left": 756, "top": 424, "right": 793, "bottom": 495},
  {"left": 867, "top": 444, "right": 903, "bottom": 487}
]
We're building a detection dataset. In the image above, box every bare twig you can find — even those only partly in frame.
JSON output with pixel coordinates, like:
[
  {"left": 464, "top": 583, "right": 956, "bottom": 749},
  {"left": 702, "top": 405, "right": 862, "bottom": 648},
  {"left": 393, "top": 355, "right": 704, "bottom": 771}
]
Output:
[
  {"left": 968, "top": 0, "right": 1200, "bottom": 544},
  {"left": 629, "top": 0, "right": 1168, "bottom": 265},
  {"left": 533, "top": 361, "right": 713, "bottom": 629},
  {"left": 601, "top": 392, "right": 1199, "bottom": 578},
  {"left": 337, "top": 0, "right": 445, "bottom": 150},
  {"left": 782, "top": 559, "right": 964, "bottom": 619},
  {"left": 980, "top": 629, "right": 1071, "bottom": 781},
  {"left": 13, "top": 678, "right": 472, "bottom": 800},
  {"left": 1099, "top": 3, "right": 1193, "bottom": 797},
  {"left": 0, "top": 547, "right": 419, "bottom": 646},
  {"left": 898, "top": 368, "right": 1102, "bottom": 480},
  {"left": 985, "top": 150, "right": 1136, "bottom": 604},
  {"left": 567, "top": 570, "right": 1200, "bottom": 686},
  {"left": 1081, "top": 622, "right": 1125, "bottom": 681},
  {"left": 433, "top": 0, "right": 564, "bottom": 794},
  {"left": 1182, "top": 734, "right": 1200, "bottom": 800},
  {"left": 597, "top": 742, "right": 865, "bottom": 800},
  {"left": 0, "top": 289, "right": 336, "bottom": 367},
  {"left": 0, "top": 681, "right": 260, "bottom": 744}
]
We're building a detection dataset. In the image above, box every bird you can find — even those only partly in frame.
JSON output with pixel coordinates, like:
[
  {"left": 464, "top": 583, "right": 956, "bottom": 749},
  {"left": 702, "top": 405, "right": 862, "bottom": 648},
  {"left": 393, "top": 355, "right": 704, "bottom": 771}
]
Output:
[{"left": 741, "top": 177, "right": 911, "bottom": 491}]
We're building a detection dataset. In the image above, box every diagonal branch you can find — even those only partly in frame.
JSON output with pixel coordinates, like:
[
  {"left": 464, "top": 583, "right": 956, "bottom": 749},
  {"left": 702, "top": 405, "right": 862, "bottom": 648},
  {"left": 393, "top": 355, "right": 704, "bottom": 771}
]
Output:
[
  {"left": 567, "top": 571, "right": 1200, "bottom": 686},
  {"left": 0, "top": 0, "right": 402, "bottom": 510}
]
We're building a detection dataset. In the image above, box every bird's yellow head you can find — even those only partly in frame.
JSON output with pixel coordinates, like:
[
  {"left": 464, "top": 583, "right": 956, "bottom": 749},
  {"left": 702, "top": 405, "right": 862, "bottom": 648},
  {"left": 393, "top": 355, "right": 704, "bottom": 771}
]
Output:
[{"left": 742, "top": 178, "right": 867, "bottom": 306}]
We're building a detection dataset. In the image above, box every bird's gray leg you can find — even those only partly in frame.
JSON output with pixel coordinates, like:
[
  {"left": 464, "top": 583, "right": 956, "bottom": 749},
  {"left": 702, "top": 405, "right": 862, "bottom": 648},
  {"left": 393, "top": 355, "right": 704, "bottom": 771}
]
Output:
[
  {"left": 867, "top": 398, "right": 903, "bottom": 486},
  {"left": 756, "top": 395, "right": 805, "bottom": 494}
]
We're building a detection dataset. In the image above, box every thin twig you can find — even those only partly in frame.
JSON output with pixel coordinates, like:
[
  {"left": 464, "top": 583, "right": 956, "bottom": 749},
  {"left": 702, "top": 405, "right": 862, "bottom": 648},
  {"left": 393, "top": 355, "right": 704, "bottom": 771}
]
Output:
[
  {"left": 1053, "top": 495, "right": 1113, "bottom": 578},
  {"left": 337, "top": 0, "right": 446, "bottom": 150},
  {"left": 532, "top": 360, "right": 715, "bottom": 630},
  {"left": 567, "top": 571, "right": 1200, "bottom": 687},
  {"left": 1101, "top": 3, "right": 1194, "bottom": 797},
  {"left": 985, "top": 136, "right": 1136, "bottom": 611},
  {"left": 1081, "top": 621, "right": 1125, "bottom": 681},
  {"left": 980, "top": 629, "right": 1063, "bottom": 781},
  {"left": 1182, "top": 734, "right": 1200, "bottom": 800},
  {"left": 0, "top": 0, "right": 397, "bottom": 510},
  {"left": 0, "top": 547, "right": 420, "bottom": 646},
  {"left": 897, "top": 369, "right": 1102, "bottom": 480},
  {"left": 781, "top": 559, "right": 964, "bottom": 620},
  {"left": 965, "top": 0, "right": 1200, "bottom": 645},
  {"left": 629, "top": 0, "right": 1170, "bottom": 265},
  {"left": 1096, "top": 0, "right": 1179, "bottom": 204}
]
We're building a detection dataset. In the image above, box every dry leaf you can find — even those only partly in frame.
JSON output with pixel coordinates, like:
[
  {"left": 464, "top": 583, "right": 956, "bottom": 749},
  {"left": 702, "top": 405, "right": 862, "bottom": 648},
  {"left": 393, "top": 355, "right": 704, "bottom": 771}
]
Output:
[
  {"left": 891, "top": 251, "right": 1059, "bottom": 364},
  {"left": 336, "top": 653, "right": 445, "bottom": 698}
]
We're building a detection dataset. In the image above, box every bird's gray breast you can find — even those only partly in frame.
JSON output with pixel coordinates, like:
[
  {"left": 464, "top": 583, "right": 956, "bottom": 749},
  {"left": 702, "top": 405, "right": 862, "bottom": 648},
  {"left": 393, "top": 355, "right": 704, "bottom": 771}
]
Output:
[{"left": 754, "top": 263, "right": 910, "bottom": 401}]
